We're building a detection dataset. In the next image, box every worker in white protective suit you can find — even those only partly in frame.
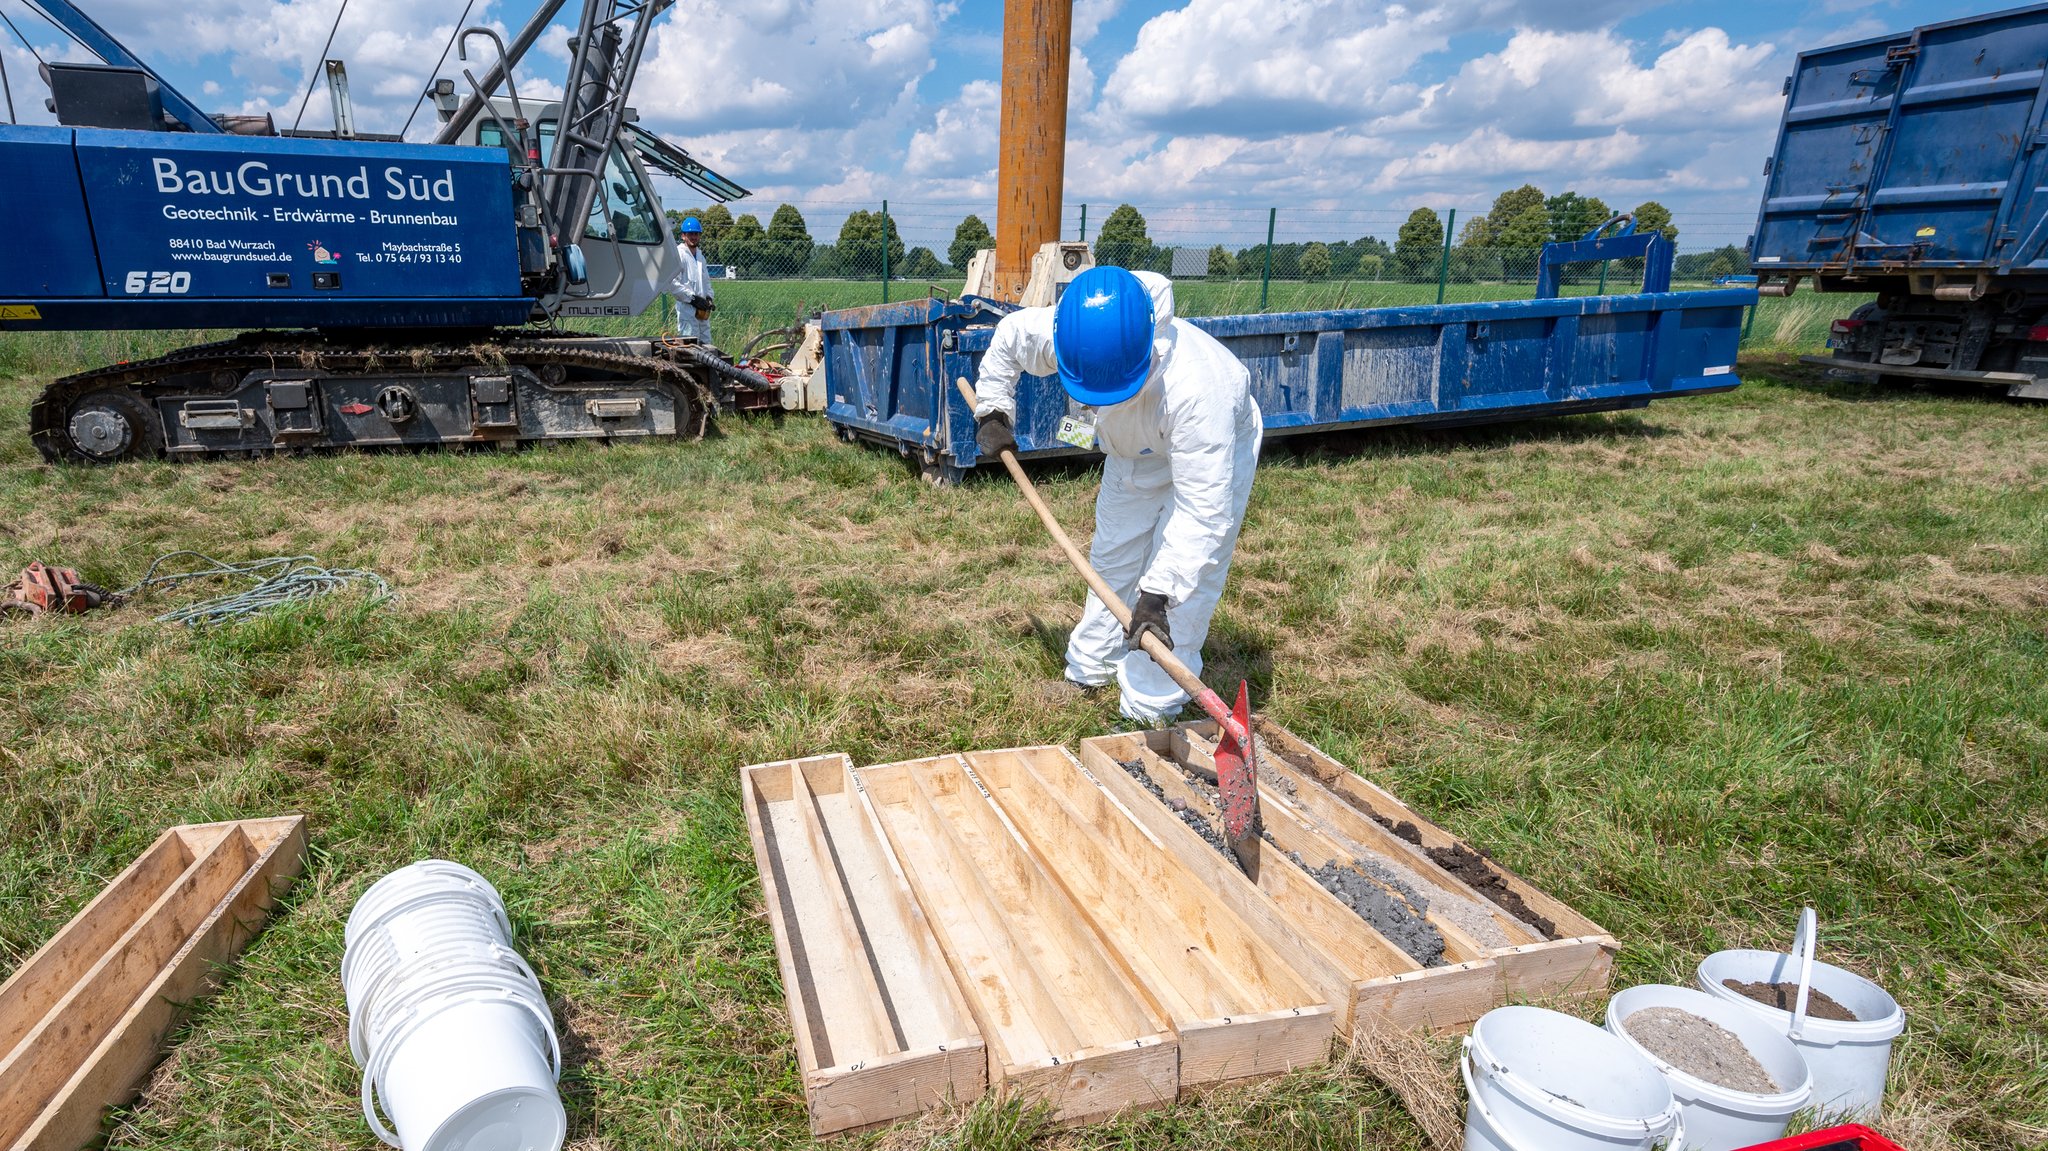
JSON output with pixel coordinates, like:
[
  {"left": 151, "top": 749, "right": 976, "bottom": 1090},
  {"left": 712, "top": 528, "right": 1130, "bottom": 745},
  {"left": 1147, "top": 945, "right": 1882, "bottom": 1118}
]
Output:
[
  {"left": 972, "top": 266, "right": 1262, "bottom": 724},
  {"left": 666, "top": 215, "right": 715, "bottom": 342}
]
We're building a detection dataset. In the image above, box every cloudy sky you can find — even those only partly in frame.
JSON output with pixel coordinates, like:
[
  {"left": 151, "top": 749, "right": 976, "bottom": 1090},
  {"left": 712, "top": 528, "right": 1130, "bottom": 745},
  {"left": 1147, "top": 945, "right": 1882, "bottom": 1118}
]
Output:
[{"left": 0, "top": 0, "right": 1971, "bottom": 250}]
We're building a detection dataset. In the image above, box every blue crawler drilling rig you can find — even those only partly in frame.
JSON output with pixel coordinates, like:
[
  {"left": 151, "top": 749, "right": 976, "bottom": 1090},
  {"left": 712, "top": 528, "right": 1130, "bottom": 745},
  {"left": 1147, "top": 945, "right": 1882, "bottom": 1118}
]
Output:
[{"left": 0, "top": 0, "right": 772, "bottom": 462}]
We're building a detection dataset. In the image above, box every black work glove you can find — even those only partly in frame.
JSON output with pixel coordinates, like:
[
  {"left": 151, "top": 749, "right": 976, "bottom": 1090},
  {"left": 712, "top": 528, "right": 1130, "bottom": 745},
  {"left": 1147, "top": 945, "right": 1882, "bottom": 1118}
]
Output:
[
  {"left": 688, "top": 294, "right": 714, "bottom": 313},
  {"left": 976, "top": 411, "right": 1016, "bottom": 457},
  {"left": 1127, "top": 590, "right": 1171, "bottom": 650}
]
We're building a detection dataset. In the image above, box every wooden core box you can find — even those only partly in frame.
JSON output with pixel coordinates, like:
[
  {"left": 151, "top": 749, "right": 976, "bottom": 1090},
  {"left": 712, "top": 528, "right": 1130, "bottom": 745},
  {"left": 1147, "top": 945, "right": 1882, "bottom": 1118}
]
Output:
[{"left": 0, "top": 817, "right": 306, "bottom": 1151}]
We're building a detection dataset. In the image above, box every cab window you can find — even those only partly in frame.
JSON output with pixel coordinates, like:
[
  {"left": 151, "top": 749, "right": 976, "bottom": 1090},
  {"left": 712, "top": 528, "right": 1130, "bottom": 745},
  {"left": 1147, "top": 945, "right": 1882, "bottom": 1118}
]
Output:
[{"left": 536, "top": 121, "right": 663, "bottom": 245}]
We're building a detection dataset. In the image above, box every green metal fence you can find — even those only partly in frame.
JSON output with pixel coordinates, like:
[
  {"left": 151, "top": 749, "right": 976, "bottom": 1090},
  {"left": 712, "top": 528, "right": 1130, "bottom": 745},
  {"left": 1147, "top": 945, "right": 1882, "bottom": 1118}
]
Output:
[{"left": 631, "top": 199, "right": 1856, "bottom": 355}]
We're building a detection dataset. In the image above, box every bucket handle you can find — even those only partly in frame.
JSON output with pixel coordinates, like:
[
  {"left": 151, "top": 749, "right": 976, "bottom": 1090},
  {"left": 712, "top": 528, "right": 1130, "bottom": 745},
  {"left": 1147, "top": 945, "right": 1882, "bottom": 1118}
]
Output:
[
  {"left": 1461, "top": 1039, "right": 1685, "bottom": 1149},
  {"left": 360, "top": 989, "right": 562, "bottom": 1148},
  {"left": 1790, "top": 906, "right": 1819, "bottom": 1041}
]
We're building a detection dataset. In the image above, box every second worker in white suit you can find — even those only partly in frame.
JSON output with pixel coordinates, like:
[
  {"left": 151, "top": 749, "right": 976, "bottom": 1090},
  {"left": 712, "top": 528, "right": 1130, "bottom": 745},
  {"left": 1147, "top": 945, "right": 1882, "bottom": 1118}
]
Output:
[
  {"left": 666, "top": 214, "right": 715, "bottom": 342},
  {"left": 971, "top": 265, "right": 1262, "bottom": 724}
]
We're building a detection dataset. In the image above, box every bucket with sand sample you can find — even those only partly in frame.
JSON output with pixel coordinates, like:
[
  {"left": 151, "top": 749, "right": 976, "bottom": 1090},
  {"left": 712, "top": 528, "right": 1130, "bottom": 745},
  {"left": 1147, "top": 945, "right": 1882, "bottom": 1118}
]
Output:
[
  {"left": 1696, "top": 909, "right": 1903, "bottom": 1121},
  {"left": 1605, "top": 984, "right": 1812, "bottom": 1150},
  {"left": 1461, "top": 1006, "right": 1683, "bottom": 1151}
]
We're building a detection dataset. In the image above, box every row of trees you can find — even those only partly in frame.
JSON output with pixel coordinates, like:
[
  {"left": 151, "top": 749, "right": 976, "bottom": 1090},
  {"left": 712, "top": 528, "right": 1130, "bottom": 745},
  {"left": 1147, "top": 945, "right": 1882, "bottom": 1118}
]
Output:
[
  {"left": 662, "top": 189, "right": 1746, "bottom": 283},
  {"left": 1088, "top": 189, "right": 1694, "bottom": 283}
]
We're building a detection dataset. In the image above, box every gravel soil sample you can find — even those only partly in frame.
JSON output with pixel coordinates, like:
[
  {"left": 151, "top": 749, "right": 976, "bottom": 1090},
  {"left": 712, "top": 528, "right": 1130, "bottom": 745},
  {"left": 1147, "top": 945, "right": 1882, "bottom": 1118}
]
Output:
[
  {"left": 1722, "top": 979, "right": 1860, "bottom": 1021},
  {"left": 1116, "top": 757, "right": 1243, "bottom": 869},
  {"left": 1295, "top": 853, "right": 1446, "bottom": 967},
  {"left": 1623, "top": 1006, "right": 1780, "bottom": 1093},
  {"left": 1117, "top": 754, "right": 1448, "bottom": 966}
]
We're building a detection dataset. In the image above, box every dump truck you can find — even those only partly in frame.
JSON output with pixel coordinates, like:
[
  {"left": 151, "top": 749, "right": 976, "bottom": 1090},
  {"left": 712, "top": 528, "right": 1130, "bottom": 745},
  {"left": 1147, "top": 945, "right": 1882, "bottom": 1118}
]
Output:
[{"left": 1752, "top": 2, "right": 2048, "bottom": 398}]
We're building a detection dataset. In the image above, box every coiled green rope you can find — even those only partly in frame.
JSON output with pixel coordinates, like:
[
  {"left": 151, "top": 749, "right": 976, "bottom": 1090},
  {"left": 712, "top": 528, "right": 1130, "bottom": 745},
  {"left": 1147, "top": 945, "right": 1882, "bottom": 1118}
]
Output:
[{"left": 115, "top": 551, "right": 395, "bottom": 627}]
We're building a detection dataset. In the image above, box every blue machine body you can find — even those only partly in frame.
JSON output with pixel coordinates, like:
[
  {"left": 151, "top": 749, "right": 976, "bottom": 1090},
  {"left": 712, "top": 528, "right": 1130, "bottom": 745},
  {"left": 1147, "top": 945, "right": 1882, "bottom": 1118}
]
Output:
[
  {"left": 0, "top": 125, "right": 530, "bottom": 330},
  {"left": 822, "top": 248, "right": 1753, "bottom": 472},
  {"left": 1751, "top": 2, "right": 2048, "bottom": 278}
]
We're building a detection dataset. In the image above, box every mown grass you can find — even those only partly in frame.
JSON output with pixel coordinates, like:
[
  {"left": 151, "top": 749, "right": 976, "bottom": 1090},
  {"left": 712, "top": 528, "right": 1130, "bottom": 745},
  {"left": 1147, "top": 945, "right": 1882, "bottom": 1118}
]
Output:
[{"left": 1, "top": 353, "right": 2042, "bottom": 1150}]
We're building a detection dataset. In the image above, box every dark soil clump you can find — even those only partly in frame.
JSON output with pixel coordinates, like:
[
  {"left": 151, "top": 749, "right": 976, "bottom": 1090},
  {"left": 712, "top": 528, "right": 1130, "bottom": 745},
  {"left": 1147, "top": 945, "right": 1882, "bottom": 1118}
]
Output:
[
  {"left": 1723, "top": 979, "right": 1860, "bottom": 1021},
  {"left": 1359, "top": 807, "right": 1557, "bottom": 940},
  {"left": 1423, "top": 842, "right": 1556, "bottom": 939}
]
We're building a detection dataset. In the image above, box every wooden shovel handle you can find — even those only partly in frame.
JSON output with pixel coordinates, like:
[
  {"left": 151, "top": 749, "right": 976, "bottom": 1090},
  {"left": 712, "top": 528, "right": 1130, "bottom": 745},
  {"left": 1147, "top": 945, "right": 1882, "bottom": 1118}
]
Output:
[{"left": 955, "top": 378, "right": 1245, "bottom": 741}]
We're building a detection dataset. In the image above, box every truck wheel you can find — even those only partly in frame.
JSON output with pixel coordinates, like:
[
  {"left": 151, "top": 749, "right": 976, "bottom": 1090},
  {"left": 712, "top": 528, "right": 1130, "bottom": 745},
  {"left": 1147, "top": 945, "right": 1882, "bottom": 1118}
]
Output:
[{"left": 50, "top": 390, "right": 166, "bottom": 465}]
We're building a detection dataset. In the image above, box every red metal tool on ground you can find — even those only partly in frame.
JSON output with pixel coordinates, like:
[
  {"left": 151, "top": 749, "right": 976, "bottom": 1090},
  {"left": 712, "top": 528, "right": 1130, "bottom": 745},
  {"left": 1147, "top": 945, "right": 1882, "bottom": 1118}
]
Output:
[
  {"left": 2, "top": 561, "right": 111, "bottom": 616},
  {"left": 1735, "top": 1125, "right": 1907, "bottom": 1150},
  {"left": 956, "top": 378, "right": 1262, "bottom": 873}
]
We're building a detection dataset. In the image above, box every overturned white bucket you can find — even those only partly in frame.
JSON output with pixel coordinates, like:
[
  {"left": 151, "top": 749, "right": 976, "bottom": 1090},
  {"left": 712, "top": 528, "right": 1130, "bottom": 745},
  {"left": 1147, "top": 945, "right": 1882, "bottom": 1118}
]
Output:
[
  {"left": 1696, "top": 909, "right": 1903, "bottom": 1121},
  {"left": 344, "top": 860, "right": 566, "bottom": 1151},
  {"left": 1606, "top": 983, "right": 1813, "bottom": 1151},
  {"left": 1462, "top": 1006, "right": 1684, "bottom": 1151}
]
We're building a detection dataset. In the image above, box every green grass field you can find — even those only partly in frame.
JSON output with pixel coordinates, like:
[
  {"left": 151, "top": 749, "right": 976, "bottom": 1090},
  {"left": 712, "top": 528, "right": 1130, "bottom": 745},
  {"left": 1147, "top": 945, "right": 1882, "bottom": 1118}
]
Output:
[
  {"left": 668, "top": 278, "right": 1855, "bottom": 360},
  {"left": 3, "top": 345, "right": 2041, "bottom": 1149},
  {"left": 0, "top": 279, "right": 1858, "bottom": 384}
]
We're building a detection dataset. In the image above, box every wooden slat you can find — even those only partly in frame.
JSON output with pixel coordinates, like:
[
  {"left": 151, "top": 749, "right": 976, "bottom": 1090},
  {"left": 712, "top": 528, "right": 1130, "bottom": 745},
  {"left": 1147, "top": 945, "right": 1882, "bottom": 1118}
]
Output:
[
  {"left": 966, "top": 747, "right": 1333, "bottom": 1088},
  {"left": 0, "top": 832, "right": 195, "bottom": 1062},
  {"left": 858, "top": 756, "right": 1176, "bottom": 1126},
  {"left": 900, "top": 758, "right": 1162, "bottom": 1047},
  {"left": 788, "top": 762, "right": 900, "bottom": 1063},
  {"left": 1078, "top": 734, "right": 1502, "bottom": 1035},
  {"left": 0, "top": 830, "right": 255, "bottom": 1147},
  {"left": 8, "top": 816, "right": 306, "bottom": 1151},
  {"left": 805, "top": 758, "right": 980, "bottom": 1060},
  {"left": 742, "top": 756, "right": 985, "bottom": 1137},
  {"left": 861, "top": 759, "right": 1081, "bottom": 1068}
]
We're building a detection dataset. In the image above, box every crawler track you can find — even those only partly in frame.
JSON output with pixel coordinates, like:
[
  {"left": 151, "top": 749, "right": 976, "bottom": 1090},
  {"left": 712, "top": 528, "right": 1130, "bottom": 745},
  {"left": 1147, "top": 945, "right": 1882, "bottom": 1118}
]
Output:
[{"left": 31, "top": 330, "right": 775, "bottom": 464}]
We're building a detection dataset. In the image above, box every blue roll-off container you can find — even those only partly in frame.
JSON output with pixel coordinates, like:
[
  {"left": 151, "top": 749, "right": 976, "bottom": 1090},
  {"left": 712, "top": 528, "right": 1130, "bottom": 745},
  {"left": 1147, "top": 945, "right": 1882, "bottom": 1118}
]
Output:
[{"left": 822, "top": 229, "right": 1755, "bottom": 477}]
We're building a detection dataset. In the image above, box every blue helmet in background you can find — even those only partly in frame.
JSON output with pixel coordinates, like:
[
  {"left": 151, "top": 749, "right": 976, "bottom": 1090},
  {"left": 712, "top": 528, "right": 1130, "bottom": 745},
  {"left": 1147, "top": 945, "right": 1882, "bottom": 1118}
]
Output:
[
  {"left": 1053, "top": 266, "right": 1154, "bottom": 407},
  {"left": 678, "top": 216, "right": 704, "bottom": 234}
]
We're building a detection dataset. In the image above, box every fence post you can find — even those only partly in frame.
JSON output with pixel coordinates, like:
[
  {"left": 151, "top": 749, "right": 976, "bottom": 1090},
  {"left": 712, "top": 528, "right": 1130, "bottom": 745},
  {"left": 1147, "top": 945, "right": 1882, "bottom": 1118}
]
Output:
[
  {"left": 1596, "top": 260, "right": 1609, "bottom": 296},
  {"left": 880, "top": 198, "right": 890, "bottom": 303},
  {"left": 660, "top": 292, "right": 671, "bottom": 334},
  {"left": 1079, "top": 203, "right": 1088, "bottom": 244},
  {"left": 1435, "top": 207, "right": 1456, "bottom": 305},
  {"left": 1743, "top": 301, "right": 1758, "bottom": 345},
  {"left": 1259, "top": 207, "right": 1276, "bottom": 311}
]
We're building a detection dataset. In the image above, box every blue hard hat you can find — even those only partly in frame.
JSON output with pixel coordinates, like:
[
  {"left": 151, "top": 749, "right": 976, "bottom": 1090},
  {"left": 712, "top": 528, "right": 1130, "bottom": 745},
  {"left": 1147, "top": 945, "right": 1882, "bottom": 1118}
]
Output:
[
  {"left": 1053, "top": 266, "right": 1154, "bottom": 406},
  {"left": 678, "top": 216, "right": 703, "bottom": 234}
]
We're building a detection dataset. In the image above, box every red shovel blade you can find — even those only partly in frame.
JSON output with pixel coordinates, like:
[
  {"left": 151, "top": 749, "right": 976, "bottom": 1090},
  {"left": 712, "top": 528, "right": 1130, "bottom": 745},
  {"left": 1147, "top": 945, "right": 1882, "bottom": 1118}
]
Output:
[{"left": 1215, "top": 680, "right": 1260, "bottom": 875}]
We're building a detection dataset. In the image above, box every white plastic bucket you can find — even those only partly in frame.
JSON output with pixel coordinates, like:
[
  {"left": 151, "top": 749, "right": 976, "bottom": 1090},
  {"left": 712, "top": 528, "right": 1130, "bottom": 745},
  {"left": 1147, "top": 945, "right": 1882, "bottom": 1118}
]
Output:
[
  {"left": 349, "top": 951, "right": 548, "bottom": 1067},
  {"left": 347, "top": 860, "right": 512, "bottom": 946},
  {"left": 1462, "top": 1006, "right": 1684, "bottom": 1151},
  {"left": 1605, "top": 984, "right": 1813, "bottom": 1151},
  {"left": 344, "top": 861, "right": 565, "bottom": 1151},
  {"left": 367, "top": 994, "right": 565, "bottom": 1151},
  {"left": 343, "top": 908, "right": 526, "bottom": 1004},
  {"left": 1696, "top": 909, "right": 1903, "bottom": 1120}
]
